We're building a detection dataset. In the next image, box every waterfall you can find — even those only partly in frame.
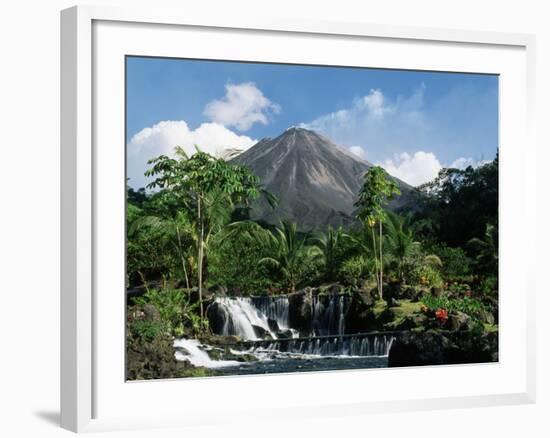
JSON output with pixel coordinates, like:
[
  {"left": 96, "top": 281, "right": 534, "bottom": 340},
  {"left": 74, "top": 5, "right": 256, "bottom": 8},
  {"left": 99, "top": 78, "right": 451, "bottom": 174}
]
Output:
[
  {"left": 311, "top": 295, "right": 349, "bottom": 336},
  {"left": 211, "top": 297, "right": 283, "bottom": 340},
  {"left": 260, "top": 334, "right": 395, "bottom": 357},
  {"left": 173, "top": 339, "right": 239, "bottom": 368},
  {"left": 250, "top": 296, "right": 289, "bottom": 330},
  {"left": 208, "top": 295, "right": 353, "bottom": 340}
]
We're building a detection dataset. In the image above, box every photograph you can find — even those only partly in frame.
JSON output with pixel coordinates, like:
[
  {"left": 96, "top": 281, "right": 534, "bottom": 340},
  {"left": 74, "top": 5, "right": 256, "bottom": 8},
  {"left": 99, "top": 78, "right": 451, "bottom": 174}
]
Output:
[{"left": 125, "top": 56, "right": 499, "bottom": 380}]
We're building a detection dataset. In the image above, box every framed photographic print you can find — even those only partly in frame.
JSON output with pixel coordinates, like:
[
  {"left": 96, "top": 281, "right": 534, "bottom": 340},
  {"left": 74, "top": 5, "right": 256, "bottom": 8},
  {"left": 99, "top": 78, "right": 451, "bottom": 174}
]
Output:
[{"left": 61, "top": 5, "right": 536, "bottom": 432}]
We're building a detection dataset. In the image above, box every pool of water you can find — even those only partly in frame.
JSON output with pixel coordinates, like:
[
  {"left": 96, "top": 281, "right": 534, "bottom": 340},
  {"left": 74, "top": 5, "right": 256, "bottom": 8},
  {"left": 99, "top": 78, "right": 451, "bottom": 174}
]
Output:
[{"left": 215, "top": 355, "right": 388, "bottom": 376}]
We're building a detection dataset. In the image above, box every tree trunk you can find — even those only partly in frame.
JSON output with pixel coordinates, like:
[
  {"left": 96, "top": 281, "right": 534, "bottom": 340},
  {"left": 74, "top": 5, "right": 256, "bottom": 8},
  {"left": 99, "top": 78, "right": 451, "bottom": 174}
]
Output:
[
  {"left": 371, "top": 226, "right": 380, "bottom": 296},
  {"left": 379, "top": 221, "right": 383, "bottom": 299},
  {"left": 175, "top": 225, "right": 190, "bottom": 291},
  {"left": 197, "top": 195, "right": 204, "bottom": 326}
]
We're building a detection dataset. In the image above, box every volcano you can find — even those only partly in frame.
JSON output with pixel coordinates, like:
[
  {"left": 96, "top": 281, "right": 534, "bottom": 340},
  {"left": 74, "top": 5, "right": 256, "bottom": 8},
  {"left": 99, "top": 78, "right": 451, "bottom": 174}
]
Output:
[{"left": 231, "top": 127, "right": 416, "bottom": 230}]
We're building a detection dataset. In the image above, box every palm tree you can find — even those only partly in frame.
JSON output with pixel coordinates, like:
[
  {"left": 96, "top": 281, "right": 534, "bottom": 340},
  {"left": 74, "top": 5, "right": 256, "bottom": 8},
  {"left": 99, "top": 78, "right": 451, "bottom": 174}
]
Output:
[
  {"left": 312, "top": 226, "right": 346, "bottom": 281},
  {"left": 467, "top": 223, "right": 498, "bottom": 275},
  {"left": 256, "top": 221, "right": 322, "bottom": 293},
  {"left": 385, "top": 213, "right": 419, "bottom": 282}
]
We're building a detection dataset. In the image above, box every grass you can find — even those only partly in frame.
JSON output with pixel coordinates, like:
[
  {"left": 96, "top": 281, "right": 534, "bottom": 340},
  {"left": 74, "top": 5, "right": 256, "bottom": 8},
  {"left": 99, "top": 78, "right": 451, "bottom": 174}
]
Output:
[
  {"left": 372, "top": 299, "right": 424, "bottom": 330},
  {"left": 372, "top": 299, "right": 422, "bottom": 318}
]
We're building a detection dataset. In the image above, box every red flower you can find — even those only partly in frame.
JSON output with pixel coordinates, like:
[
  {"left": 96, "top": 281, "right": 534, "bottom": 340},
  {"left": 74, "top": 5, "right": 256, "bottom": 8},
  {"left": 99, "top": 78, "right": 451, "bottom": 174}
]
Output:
[{"left": 435, "top": 308, "right": 448, "bottom": 321}]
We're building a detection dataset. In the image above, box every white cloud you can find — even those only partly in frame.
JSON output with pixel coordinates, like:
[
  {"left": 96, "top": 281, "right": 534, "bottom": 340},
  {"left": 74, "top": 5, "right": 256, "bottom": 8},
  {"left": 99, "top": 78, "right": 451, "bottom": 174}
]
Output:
[
  {"left": 449, "top": 156, "right": 490, "bottom": 169},
  {"left": 349, "top": 145, "right": 367, "bottom": 159},
  {"left": 301, "top": 87, "right": 428, "bottom": 150},
  {"left": 127, "top": 120, "right": 256, "bottom": 189},
  {"left": 379, "top": 151, "right": 492, "bottom": 186},
  {"left": 355, "top": 89, "right": 394, "bottom": 119},
  {"left": 203, "top": 82, "right": 280, "bottom": 131},
  {"left": 378, "top": 151, "right": 442, "bottom": 187}
]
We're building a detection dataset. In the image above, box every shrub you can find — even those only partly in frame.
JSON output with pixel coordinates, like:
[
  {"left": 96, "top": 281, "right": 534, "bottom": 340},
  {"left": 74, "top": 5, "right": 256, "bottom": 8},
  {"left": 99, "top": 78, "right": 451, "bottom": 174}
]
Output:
[
  {"left": 421, "top": 295, "right": 488, "bottom": 321},
  {"left": 134, "top": 288, "right": 201, "bottom": 337},
  {"left": 430, "top": 243, "right": 472, "bottom": 281},
  {"left": 410, "top": 264, "right": 443, "bottom": 288},
  {"left": 338, "top": 256, "right": 372, "bottom": 286}
]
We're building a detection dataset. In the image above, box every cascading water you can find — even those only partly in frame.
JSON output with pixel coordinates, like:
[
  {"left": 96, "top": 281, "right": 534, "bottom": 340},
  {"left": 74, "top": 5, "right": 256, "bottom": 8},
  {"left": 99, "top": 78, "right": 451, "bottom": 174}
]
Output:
[
  {"left": 259, "top": 334, "right": 395, "bottom": 357},
  {"left": 250, "top": 296, "right": 289, "bottom": 330},
  {"left": 311, "top": 294, "right": 349, "bottom": 336},
  {"left": 205, "top": 295, "right": 394, "bottom": 363},
  {"left": 173, "top": 339, "right": 239, "bottom": 368},
  {"left": 210, "top": 296, "right": 281, "bottom": 340}
]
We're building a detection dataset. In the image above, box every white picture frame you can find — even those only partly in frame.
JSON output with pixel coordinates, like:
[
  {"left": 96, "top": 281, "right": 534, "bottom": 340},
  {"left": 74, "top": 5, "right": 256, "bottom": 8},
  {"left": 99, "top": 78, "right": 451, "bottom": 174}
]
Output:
[{"left": 60, "top": 4, "right": 536, "bottom": 433}]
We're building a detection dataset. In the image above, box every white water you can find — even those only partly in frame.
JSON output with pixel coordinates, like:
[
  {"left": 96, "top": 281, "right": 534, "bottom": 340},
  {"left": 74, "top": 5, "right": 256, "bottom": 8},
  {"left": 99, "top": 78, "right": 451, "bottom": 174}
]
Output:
[
  {"left": 260, "top": 334, "right": 395, "bottom": 357},
  {"left": 173, "top": 339, "right": 239, "bottom": 368},
  {"left": 250, "top": 296, "right": 290, "bottom": 330},
  {"left": 214, "top": 297, "right": 278, "bottom": 340},
  {"left": 311, "top": 295, "right": 348, "bottom": 336}
]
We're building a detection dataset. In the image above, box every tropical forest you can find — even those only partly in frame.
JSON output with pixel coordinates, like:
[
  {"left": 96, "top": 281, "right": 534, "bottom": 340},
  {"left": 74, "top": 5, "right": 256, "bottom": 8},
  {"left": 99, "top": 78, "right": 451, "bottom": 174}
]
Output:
[{"left": 126, "top": 127, "right": 499, "bottom": 380}]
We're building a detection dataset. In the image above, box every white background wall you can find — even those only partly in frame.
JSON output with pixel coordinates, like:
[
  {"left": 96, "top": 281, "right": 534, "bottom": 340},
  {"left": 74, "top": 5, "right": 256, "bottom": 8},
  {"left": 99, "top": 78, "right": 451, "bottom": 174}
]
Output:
[{"left": 0, "top": 1, "right": 547, "bottom": 437}]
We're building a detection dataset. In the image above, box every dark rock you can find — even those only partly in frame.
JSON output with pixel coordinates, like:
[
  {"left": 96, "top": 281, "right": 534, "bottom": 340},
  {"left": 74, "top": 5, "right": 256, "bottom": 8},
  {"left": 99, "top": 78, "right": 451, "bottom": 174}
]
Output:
[
  {"left": 205, "top": 301, "right": 227, "bottom": 335},
  {"left": 276, "top": 329, "right": 298, "bottom": 339},
  {"left": 400, "top": 285, "right": 416, "bottom": 300},
  {"left": 389, "top": 297, "right": 400, "bottom": 307},
  {"left": 430, "top": 286, "right": 443, "bottom": 297},
  {"left": 391, "top": 314, "right": 428, "bottom": 331},
  {"left": 479, "top": 309, "right": 495, "bottom": 325},
  {"left": 252, "top": 324, "right": 273, "bottom": 339},
  {"left": 370, "top": 287, "right": 381, "bottom": 301},
  {"left": 388, "top": 330, "right": 498, "bottom": 367},
  {"left": 288, "top": 288, "right": 313, "bottom": 333},
  {"left": 142, "top": 303, "right": 161, "bottom": 322},
  {"left": 445, "top": 311, "right": 473, "bottom": 332},
  {"left": 267, "top": 318, "right": 280, "bottom": 332},
  {"left": 383, "top": 282, "right": 401, "bottom": 305},
  {"left": 343, "top": 288, "right": 377, "bottom": 333}
]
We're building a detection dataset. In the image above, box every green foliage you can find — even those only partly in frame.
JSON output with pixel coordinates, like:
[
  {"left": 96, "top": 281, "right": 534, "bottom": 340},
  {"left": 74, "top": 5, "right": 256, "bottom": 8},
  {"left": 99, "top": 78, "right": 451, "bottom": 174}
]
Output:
[
  {"left": 467, "top": 223, "right": 498, "bottom": 277},
  {"left": 230, "top": 220, "right": 322, "bottom": 292},
  {"left": 134, "top": 288, "right": 202, "bottom": 337},
  {"left": 430, "top": 243, "right": 472, "bottom": 281},
  {"left": 415, "top": 154, "right": 498, "bottom": 248},
  {"left": 312, "top": 226, "right": 349, "bottom": 281},
  {"left": 144, "top": 147, "right": 265, "bottom": 324},
  {"left": 130, "top": 318, "right": 164, "bottom": 342},
  {"left": 208, "top": 230, "right": 274, "bottom": 295},
  {"left": 338, "top": 256, "right": 373, "bottom": 286},
  {"left": 355, "top": 166, "right": 401, "bottom": 223},
  {"left": 409, "top": 264, "right": 444, "bottom": 288},
  {"left": 422, "top": 295, "right": 488, "bottom": 320},
  {"left": 385, "top": 212, "right": 419, "bottom": 281},
  {"left": 478, "top": 275, "right": 498, "bottom": 298}
]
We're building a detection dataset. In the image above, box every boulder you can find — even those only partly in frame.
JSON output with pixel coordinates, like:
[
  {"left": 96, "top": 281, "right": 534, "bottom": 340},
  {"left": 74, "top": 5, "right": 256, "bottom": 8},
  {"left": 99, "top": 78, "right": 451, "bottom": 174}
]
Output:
[
  {"left": 343, "top": 288, "right": 377, "bottom": 333},
  {"left": 400, "top": 285, "right": 416, "bottom": 300},
  {"left": 388, "top": 330, "right": 458, "bottom": 367},
  {"left": 383, "top": 282, "right": 401, "bottom": 305},
  {"left": 205, "top": 301, "right": 227, "bottom": 335},
  {"left": 267, "top": 318, "right": 280, "bottom": 332},
  {"left": 445, "top": 311, "right": 474, "bottom": 332},
  {"left": 388, "top": 330, "right": 498, "bottom": 367},
  {"left": 391, "top": 313, "right": 428, "bottom": 331},
  {"left": 288, "top": 288, "right": 313, "bottom": 333},
  {"left": 276, "top": 329, "right": 298, "bottom": 339},
  {"left": 252, "top": 324, "right": 273, "bottom": 340}
]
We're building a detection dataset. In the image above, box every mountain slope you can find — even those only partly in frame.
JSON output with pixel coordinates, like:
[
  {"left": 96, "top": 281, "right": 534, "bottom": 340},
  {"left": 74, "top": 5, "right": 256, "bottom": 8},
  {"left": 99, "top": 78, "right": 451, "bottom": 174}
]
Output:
[{"left": 231, "top": 127, "right": 415, "bottom": 230}]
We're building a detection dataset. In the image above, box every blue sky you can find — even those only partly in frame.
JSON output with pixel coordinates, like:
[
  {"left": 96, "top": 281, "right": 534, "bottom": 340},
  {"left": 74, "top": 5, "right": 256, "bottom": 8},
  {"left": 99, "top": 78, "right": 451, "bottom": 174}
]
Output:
[{"left": 126, "top": 56, "right": 498, "bottom": 189}]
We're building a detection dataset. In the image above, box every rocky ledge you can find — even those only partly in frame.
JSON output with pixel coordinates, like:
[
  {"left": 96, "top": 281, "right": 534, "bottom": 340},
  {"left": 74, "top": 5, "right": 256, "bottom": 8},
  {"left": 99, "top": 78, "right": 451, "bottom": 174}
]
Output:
[{"left": 388, "top": 329, "right": 498, "bottom": 367}]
